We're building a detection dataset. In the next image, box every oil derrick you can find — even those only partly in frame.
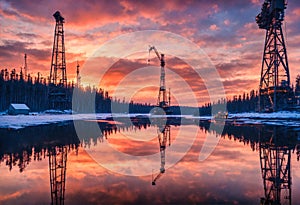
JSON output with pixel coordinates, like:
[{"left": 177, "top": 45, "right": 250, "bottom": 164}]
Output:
[
  {"left": 76, "top": 61, "right": 81, "bottom": 88},
  {"left": 148, "top": 46, "right": 171, "bottom": 113},
  {"left": 24, "top": 54, "right": 28, "bottom": 80},
  {"left": 152, "top": 125, "right": 171, "bottom": 185},
  {"left": 49, "top": 11, "right": 68, "bottom": 110},
  {"left": 256, "top": 0, "right": 294, "bottom": 112},
  {"left": 49, "top": 146, "right": 68, "bottom": 205},
  {"left": 259, "top": 133, "right": 292, "bottom": 204}
]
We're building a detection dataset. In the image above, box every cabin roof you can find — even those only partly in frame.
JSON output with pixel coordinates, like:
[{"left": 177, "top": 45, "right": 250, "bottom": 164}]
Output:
[{"left": 10, "top": 103, "right": 30, "bottom": 110}]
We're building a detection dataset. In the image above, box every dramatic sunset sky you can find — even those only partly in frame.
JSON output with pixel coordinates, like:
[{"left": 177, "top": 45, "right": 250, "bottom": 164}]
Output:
[{"left": 1, "top": 0, "right": 300, "bottom": 106}]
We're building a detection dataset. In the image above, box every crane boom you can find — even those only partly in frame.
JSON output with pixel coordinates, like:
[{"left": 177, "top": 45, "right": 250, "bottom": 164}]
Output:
[{"left": 149, "top": 46, "right": 161, "bottom": 61}]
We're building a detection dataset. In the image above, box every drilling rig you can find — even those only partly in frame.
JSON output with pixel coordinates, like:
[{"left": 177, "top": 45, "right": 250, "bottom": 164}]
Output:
[
  {"left": 49, "top": 11, "right": 68, "bottom": 110},
  {"left": 76, "top": 61, "right": 81, "bottom": 88},
  {"left": 152, "top": 125, "right": 171, "bottom": 185},
  {"left": 148, "top": 46, "right": 171, "bottom": 114},
  {"left": 49, "top": 146, "right": 68, "bottom": 205},
  {"left": 259, "top": 139, "right": 292, "bottom": 204},
  {"left": 256, "top": 0, "right": 294, "bottom": 112},
  {"left": 24, "top": 53, "right": 28, "bottom": 80}
]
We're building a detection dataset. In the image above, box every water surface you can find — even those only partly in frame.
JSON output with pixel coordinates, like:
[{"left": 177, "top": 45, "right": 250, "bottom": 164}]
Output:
[{"left": 0, "top": 117, "right": 299, "bottom": 205}]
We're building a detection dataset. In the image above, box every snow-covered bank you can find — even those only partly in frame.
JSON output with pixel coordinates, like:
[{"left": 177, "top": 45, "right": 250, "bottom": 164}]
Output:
[
  {"left": 228, "top": 111, "right": 300, "bottom": 127},
  {"left": 0, "top": 113, "right": 110, "bottom": 129},
  {"left": 1, "top": 111, "right": 300, "bottom": 130},
  {"left": 0, "top": 113, "right": 169, "bottom": 129},
  {"left": 229, "top": 111, "right": 300, "bottom": 120}
]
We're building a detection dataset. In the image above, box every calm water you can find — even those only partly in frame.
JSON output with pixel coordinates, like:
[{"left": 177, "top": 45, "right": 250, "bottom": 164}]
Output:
[{"left": 0, "top": 117, "right": 299, "bottom": 205}]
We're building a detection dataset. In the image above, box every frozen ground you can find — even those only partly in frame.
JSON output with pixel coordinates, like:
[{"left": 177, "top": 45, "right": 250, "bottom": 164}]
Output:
[
  {"left": 228, "top": 111, "right": 300, "bottom": 127},
  {"left": 0, "top": 111, "right": 300, "bottom": 129},
  {"left": 0, "top": 113, "right": 110, "bottom": 129},
  {"left": 0, "top": 113, "right": 172, "bottom": 129}
]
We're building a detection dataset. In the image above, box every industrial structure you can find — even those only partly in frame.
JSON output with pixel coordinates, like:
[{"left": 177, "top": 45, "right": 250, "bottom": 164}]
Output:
[
  {"left": 295, "top": 75, "right": 300, "bottom": 105},
  {"left": 24, "top": 54, "right": 28, "bottom": 80},
  {"left": 148, "top": 46, "right": 171, "bottom": 113},
  {"left": 152, "top": 125, "right": 171, "bottom": 185},
  {"left": 256, "top": 0, "right": 294, "bottom": 112},
  {"left": 49, "top": 146, "right": 68, "bottom": 205},
  {"left": 259, "top": 134, "right": 292, "bottom": 204},
  {"left": 76, "top": 61, "right": 81, "bottom": 88},
  {"left": 49, "top": 11, "right": 68, "bottom": 109}
]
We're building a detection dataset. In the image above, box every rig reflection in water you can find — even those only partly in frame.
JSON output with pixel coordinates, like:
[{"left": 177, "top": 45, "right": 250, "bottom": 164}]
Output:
[{"left": 0, "top": 117, "right": 299, "bottom": 204}]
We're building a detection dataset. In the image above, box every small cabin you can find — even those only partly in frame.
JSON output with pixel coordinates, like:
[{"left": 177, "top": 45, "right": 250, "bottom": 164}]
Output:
[{"left": 8, "top": 103, "right": 30, "bottom": 115}]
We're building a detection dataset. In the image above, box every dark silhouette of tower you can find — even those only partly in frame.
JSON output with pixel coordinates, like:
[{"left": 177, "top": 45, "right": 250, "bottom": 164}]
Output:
[
  {"left": 24, "top": 53, "right": 28, "bottom": 80},
  {"left": 295, "top": 75, "right": 300, "bottom": 105},
  {"left": 259, "top": 128, "right": 292, "bottom": 205},
  {"left": 49, "top": 11, "right": 68, "bottom": 109},
  {"left": 148, "top": 46, "right": 171, "bottom": 114},
  {"left": 49, "top": 146, "right": 68, "bottom": 205},
  {"left": 76, "top": 61, "right": 81, "bottom": 88},
  {"left": 152, "top": 124, "right": 171, "bottom": 185},
  {"left": 256, "top": 0, "right": 294, "bottom": 112}
]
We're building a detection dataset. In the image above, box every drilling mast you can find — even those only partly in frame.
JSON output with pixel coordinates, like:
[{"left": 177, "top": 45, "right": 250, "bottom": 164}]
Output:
[
  {"left": 148, "top": 46, "right": 170, "bottom": 113},
  {"left": 24, "top": 53, "right": 28, "bottom": 80},
  {"left": 256, "top": 0, "right": 294, "bottom": 112},
  {"left": 49, "top": 11, "right": 68, "bottom": 109},
  {"left": 152, "top": 125, "right": 171, "bottom": 185},
  {"left": 259, "top": 128, "right": 292, "bottom": 205},
  {"left": 76, "top": 61, "right": 81, "bottom": 88},
  {"left": 49, "top": 146, "right": 68, "bottom": 205}
]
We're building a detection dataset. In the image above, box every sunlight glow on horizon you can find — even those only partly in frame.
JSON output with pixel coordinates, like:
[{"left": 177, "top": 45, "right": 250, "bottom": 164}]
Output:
[{"left": 1, "top": 0, "right": 300, "bottom": 106}]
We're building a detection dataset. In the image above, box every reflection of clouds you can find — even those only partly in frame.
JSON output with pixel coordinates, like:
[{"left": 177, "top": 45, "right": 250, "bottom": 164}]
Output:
[
  {"left": 71, "top": 135, "right": 261, "bottom": 204},
  {"left": 1, "top": 124, "right": 300, "bottom": 204},
  {"left": 71, "top": 125, "right": 262, "bottom": 203},
  {"left": 0, "top": 158, "right": 50, "bottom": 204}
]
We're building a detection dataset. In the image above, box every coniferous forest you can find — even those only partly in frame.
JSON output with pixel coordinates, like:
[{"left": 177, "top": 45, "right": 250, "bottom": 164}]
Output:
[{"left": 0, "top": 68, "right": 259, "bottom": 114}]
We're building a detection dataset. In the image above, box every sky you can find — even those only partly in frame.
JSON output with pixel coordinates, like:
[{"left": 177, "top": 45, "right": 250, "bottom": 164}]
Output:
[{"left": 1, "top": 0, "right": 300, "bottom": 106}]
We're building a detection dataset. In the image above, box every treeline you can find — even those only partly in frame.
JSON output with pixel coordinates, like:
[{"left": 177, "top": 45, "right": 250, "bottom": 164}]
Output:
[
  {"left": 0, "top": 68, "right": 154, "bottom": 113},
  {"left": 0, "top": 68, "right": 50, "bottom": 111},
  {"left": 199, "top": 90, "right": 259, "bottom": 115},
  {"left": 0, "top": 68, "right": 261, "bottom": 114}
]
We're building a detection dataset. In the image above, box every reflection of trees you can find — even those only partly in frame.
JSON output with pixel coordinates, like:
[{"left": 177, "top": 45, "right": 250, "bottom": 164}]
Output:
[
  {"left": 296, "top": 145, "right": 300, "bottom": 161},
  {"left": 0, "top": 123, "right": 80, "bottom": 172},
  {"left": 2, "top": 117, "right": 300, "bottom": 204},
  {"left": 78, "top": 118, "right": 152, "bottom": 148}
]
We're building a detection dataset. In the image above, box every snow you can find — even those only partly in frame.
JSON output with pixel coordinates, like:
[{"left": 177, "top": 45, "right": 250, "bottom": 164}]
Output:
[
  {"left": 0, "top": 111, "right": 300, "bottom": 130},
  {"left": 229, "top": 111, "right": 300, "bottom": 120},
  {"left": 228, "top": 111, "right": 300, "bottom": 127},
  {"left": 10, "top": 103, "right": 29, "bottom": 110},
  {"left": 0, "top": 113, "right": 109, "bottom": 129},
  {"left": 0, "top": 112, "right": 176, "bottom": 129}
]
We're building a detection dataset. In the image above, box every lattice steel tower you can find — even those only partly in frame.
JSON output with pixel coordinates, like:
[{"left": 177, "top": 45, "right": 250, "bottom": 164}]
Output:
[
  {"left": 148, "top": 46, "right": 171, "bottom": 113},
  {"left": 49, "top": 146, "right": 68, "bottom": 205},
  {"left": 49, "top": 11, "right": 68, "bottom": 109},
  {"left": 259, "top": 138, "right": 292, "bottom": 204},
  {"left": 50, "top": 11, "right": 67, "bottom": 86},
  {"left": 152, "top": 124, "right": 171, "bottom": 185},
  {"left": 256, "top": 0, "right": 293, "bottom": 112}
]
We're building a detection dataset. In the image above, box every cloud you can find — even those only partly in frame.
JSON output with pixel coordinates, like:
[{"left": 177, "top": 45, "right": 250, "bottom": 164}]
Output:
[
  {"left": 209, "top": 24, "right": 220, "bottom": 31},
  {"left": 1, "top": 0, "right": 300, "bottom": 105}
]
